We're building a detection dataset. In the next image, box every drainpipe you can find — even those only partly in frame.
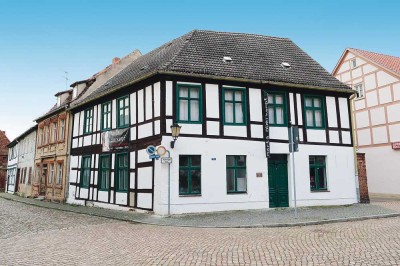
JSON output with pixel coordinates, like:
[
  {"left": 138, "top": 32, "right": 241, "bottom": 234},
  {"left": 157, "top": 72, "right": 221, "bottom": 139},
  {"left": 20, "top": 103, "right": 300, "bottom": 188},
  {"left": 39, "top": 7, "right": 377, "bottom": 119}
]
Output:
[
  {"left": 64, "top": 104, "right": 72, "bottom": 203},
  {"left": 349, "top": 93, "right": 360, "bottom": 203}
]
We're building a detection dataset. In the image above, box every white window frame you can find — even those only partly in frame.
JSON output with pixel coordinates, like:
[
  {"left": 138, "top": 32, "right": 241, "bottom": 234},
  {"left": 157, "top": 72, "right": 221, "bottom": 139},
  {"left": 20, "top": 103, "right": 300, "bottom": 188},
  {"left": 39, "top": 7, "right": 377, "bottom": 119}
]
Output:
[
  {"left": 354, "top": 83, "right": 364, "bottom": 99},
  {"left": 351, "top": 59, "right": 357, "bottom": 69}
]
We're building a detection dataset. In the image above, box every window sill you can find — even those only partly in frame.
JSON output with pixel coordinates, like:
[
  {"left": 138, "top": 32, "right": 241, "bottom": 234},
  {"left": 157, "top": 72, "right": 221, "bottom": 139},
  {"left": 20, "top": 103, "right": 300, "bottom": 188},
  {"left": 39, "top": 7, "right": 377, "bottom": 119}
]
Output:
[
  {"left": 227, "top": 191, "right": 247, "bottom": 195},
  {"left": 179, "top": 194, "right": 202, "bottom": 197},
  {"left": 223, "top": 123, "right": 247, "bottom": 126},
  {"left": 305, "top": 127, "right": 326, "bottom": 130},
  {"left": 354, "top": 97, "right": 365, "bottom": 101},
  {"left": 176, "top": 121, "right": 203, "bottom": 125},
  {"left": 98, "top": 189, "right": 110, "bottom": 192},
  {"left": 311, "top": 190, "right": 330, "bottom": 193}
]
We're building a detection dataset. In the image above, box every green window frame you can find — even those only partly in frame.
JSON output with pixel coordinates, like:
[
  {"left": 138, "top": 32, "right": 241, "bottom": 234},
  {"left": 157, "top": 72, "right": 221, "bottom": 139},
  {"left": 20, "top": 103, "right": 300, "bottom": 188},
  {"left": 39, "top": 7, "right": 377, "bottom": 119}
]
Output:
[
  {"left": 223, "top": 87, "right": 247, "bottom": 125},
  {"left": 226, "top": 155, "right": 247, "bottom": 193},
  {"left": 267, "top": 92, "right": 287, "bottom": 126},
  {"left": 176, "top": 84, "right": 202, "bottom": 123},
  {"left": 80, "top": 156, "right": 91, "bottom": 188},
  {"left": 83, "top": 108, "right": 93, "bottom": 134},
  {"left": 117, "top": 96, "right": 130, "bottom": 128},
  {"left": 309, "top": 156, "right": 327, "bottom": 191},
  {"left": 179, "top": 155, "right": 201, "bottom": 195},
  {"left": 101, "top": 102, "right": 112, "bottom": 131},
  {"left": 116, "top": 153, "right": 129, "bottom": 192},
  {"left": 304, "top": 95, "right": 326, "bottom": 129},
  {"left": 98, "top": 154, "right": 110, "bottom": 191}
]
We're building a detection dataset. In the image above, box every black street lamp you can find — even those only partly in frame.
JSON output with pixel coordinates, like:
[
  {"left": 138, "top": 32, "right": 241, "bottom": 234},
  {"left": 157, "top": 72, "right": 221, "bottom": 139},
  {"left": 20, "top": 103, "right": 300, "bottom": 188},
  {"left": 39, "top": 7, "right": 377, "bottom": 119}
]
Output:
[{"left": 170, "top": 123, "right": 181, "bottom": 148}]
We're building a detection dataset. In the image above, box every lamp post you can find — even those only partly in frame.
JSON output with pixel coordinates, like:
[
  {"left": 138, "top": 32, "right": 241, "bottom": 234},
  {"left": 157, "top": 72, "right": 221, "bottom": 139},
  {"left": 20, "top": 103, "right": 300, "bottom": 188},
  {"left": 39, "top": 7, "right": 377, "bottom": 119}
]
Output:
[{"left": 170, "top": 123, "right": 181, "bottom": 148}]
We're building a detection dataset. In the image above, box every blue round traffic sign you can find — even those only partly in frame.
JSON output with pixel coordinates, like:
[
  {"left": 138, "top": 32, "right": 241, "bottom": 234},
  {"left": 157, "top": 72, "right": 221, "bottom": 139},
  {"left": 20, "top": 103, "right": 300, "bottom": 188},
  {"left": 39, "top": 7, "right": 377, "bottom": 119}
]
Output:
[{"left": 146, "top": 145, "right": 156, "bottom": 155}]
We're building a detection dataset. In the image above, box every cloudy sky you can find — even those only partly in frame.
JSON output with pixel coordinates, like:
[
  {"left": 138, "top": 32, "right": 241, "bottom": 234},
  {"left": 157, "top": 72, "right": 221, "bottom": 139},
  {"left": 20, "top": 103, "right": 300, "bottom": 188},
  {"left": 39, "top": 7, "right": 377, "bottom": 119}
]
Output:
[{"left": 0, "top": 0, "right": 399, "bottom": 140}]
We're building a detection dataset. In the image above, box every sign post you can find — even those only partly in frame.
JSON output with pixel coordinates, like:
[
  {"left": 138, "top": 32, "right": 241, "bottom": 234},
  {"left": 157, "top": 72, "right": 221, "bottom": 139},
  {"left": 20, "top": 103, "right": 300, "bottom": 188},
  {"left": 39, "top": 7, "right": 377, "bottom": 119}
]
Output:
[
  {"left": 288, "top": 122, "right": 299, "bottom": 218},
  {"left": 263, "top": 93, "right": 270, "bottom": 158}
]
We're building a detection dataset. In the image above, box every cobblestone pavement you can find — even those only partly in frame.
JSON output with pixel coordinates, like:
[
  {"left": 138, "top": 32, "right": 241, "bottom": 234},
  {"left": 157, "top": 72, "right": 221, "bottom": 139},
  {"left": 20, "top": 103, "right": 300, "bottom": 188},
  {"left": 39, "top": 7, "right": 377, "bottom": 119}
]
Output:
[
  {"left": 2, "top": 198, "right": 400, "bottom": 265},
  {"left": 2, "top": 193, "right": 400, "bottom": 227}
]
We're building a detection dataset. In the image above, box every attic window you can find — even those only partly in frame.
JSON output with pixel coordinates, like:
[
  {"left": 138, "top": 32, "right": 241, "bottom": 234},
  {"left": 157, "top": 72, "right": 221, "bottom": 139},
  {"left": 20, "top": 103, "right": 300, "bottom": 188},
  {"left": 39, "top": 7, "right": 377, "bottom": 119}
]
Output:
[
  {"left": 140, "top": 65, "right": 148, "bottom": 71},
  {"left": 281, "top": 62, "right": 291, "bottom": 69},
  {"left": 351, "top": 59, "right": 357, "bottom": 68},
  {"left": 72, "top": 87, "right": 78, "bottom": 98},
  {"left": 223, "top": 56, "right": 232, "bottom": 62}
]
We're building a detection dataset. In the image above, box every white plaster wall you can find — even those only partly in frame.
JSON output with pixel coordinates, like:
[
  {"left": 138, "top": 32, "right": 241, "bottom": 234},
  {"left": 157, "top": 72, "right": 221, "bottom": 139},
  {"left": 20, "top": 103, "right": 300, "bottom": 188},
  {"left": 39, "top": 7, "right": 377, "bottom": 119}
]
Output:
[
  {"left": 138, "top": 123, "right": 153, "bottom": 139},
  {"left": 360, "top": 145, "right": 400, "bottom": 195},
  {"left": 73, "top": 113, "right": 79, "bottom": 137},
  {"left": 307, "top": 130, "right": 326, "bottom": 143},
  {"left": 366, "top": 91, "right": 378, "bottom": 107},
  {"left": 341, "top": 72, "right": 351, "bottom": 83},
  {"left": 166, "top": 81, "right": 173, "bottom": 116},
  {"left": 153, "top": 137, "right": 357, "bottom": 215},
  {"left": 393, "top": 83, "right": 400, "bottom": 101},
  {"left": 224, "top": 126, "right": 247, "bottom": 137},
  {"left": 337, "top": 61, "right": 349, "bottom": 74},
  {"left": 326, "top": 97, "right": 337, "bottom": 127},
  {"left": 179, "top": 124, "right": 202, "bottom": 135},
  {"left": 364, "top": 74, "right": 376, "bottom": 91},
  {"left": 352, "top": 67, "right": 362, "bottom": 79},
  {"left": 356, "top": 111, "right": 369, "bottom": 128},
  {"left": 338, "top": 98, "right": 350, "bottom": 128},
  {"left": 112, "top": 99, "right": 117, "bottom": 129},
  {"left": 329, "top": 131, "right": 340, "bottom": 144},
  {"left": 137, "top": 167, "right": 153, "bottom": 189},
  {"left": 154, "top": 82, "right": 161, "bottom": 117},
  {"left": 145, "top": 85, "right": 153, "bottom": 120},
  {"left": 377, "top": 71, "right": 398, "bottom": 87},
  {"left": 344, "top": 52, "right": 355, "bottom": 60},
  {"left": 130, "top": 92, "right": 137, "bottom": 124},
  {"left": 205, "top": 84, "right": 219, "bottom": 118},
  {"left": 387, "top": 103, "right": 400, "bottom": 123},
  {"left": 270, "top": 127, "right": 288, "bottom": 140},
  {"left": 379, "top": 86, "right": 392, "bottom": 104},
  {"left": 372, "top": 126, "right": 388, "bottom": 144},
  {"left": 249, "top": 88, "right": 262, "bottom": 122},
  {"left": 342, "top": 131, "right": 352, "bottom": 144},
  {"left": 389, "top": 124, "right": 400, "bottom": 142},
  {"left": 138, "top": 89, "right": 144, "bottom": 123},
  {"left": 370, "top": 107, "right": 386, "bottom": 126},
  {"left": 251, "top": 124, "right": 264, "bottom": 139},
  {"left": 137, "top": 193, "right": 152, "bottom": 209},
  {"left": 354, "top": 99, "right": 366, "bottom": 110},
  {"left": 357, "top": 129, "right": 371, "bottom": 146},
  {"left": 289, "top": 93, "right": 295, "bottom": 123},
  {"left": 296, "top": 94, "right": 303, "bottom": 125},
  {"left": 363, "top": 64, "right": 377, "bottom": 75},
  {"left": 207, "top": 121, "right": 219, "bottom": 135}
]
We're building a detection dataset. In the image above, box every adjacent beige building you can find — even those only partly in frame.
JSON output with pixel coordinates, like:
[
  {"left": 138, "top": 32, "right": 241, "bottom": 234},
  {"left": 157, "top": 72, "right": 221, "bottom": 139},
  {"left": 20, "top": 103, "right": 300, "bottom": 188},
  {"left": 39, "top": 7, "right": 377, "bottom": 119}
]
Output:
[{"left": 333, "top": 48, "right": 400, "bottom": 198}]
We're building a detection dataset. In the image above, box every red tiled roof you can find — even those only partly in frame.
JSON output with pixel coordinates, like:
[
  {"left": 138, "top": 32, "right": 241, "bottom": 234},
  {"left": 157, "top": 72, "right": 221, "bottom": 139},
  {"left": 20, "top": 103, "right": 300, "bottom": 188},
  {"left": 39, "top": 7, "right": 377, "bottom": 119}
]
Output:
[{"left": 350, "top": 48, "right": 400, "bottom": 76}]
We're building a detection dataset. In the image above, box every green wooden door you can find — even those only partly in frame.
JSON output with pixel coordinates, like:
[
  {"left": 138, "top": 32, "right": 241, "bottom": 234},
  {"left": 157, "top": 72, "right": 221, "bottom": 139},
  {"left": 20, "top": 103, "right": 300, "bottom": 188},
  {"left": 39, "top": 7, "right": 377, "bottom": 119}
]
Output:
[{"left": 268, "top": 154, "right": 289, "bottom": 208}]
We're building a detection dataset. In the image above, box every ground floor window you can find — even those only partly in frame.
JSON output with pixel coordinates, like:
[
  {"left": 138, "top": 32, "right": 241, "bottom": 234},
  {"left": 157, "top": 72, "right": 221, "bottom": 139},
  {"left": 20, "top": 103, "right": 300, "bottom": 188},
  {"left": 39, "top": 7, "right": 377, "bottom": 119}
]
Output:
[
  {"left": 56, "top": 163, "right": 63, "bottom": 185},
  {"left": 27, "top": 167, "right": 32, "bottom": 185},
  {"left": 309, "top": 156, "right": 327, "bottom": 191},
  {"left": 80, "top": 156, "right": 91, "bottom": 188},
  {"left": 98, "top": 155, "right": 111, "bottom": 191},
  {"left": 116, "top": 153, "right": 128, "bottom": 192},
  {"left": 179, "top": 155, "right": 201, "bottom": 195},
  {"left": 226, "top": 155, "right": 247, "bottom": 193},
  {"left": 48, "top": 164, "right": 55, "bottom": 185}
]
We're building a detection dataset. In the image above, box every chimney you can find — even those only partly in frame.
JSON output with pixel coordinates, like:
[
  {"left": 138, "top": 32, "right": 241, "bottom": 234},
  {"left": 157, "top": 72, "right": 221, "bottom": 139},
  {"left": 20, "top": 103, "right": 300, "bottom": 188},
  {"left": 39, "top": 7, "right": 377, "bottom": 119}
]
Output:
[{"left": 112, "top": 57, "right": 121, "bottom": 64}]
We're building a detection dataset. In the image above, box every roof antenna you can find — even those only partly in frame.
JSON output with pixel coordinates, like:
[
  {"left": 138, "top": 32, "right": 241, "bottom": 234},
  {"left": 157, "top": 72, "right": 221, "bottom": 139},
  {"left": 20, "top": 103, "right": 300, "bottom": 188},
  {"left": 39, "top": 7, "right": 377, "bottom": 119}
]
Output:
[{"left": 63, "top": 71, "right": 69, "bottom": 89}]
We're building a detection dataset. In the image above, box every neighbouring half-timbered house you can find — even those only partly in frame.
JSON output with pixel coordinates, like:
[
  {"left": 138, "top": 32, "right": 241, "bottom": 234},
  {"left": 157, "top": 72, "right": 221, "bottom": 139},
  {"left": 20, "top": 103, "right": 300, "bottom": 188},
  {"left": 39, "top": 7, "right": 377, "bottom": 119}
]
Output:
[
  {"left": 33, "top": 51, "right": 142, "bottom": 202},
  {"left": 67, "top": 30, "right": 358, "bottom": 214},
  {"left": 6, "top": 139, "right": 19, "bottom": 194},
  {"left": 0, "top": 130, "right": 10, "bottom": 191},
  {"left": 333, "top": 48, "right": 400, "bottom": 198},
  {"left": 6, "top": 126, "right": 37, "bottom": 197}
]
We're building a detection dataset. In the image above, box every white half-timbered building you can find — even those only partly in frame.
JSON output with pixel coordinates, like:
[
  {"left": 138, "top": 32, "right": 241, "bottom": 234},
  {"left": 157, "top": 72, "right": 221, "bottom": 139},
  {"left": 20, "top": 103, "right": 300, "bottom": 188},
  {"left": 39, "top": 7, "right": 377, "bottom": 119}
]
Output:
[{"left": 67, "top": 30, "right": 358, "bottom": 214}]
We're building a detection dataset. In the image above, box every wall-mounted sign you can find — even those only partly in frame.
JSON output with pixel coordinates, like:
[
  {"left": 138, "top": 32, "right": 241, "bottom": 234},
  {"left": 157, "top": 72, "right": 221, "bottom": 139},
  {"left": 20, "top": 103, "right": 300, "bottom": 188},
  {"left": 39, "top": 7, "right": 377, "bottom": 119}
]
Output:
[
  {"left": 256, "top": 172, "right": 263, "bottom": 178},
  {"left": 102, "top": 128, "right": 130, "bottom": 152},
  {"left": 146, "top": 145, "right": 156, "bottom": 155},
  {"left": 161, "top": 157, "right": 172, "bottom": 164},
  {"left": 263, "top": 93, "right": 270, "bottom": 158},
  {"left": 392, "top": 142, "right": 400, "bottom": 150}
]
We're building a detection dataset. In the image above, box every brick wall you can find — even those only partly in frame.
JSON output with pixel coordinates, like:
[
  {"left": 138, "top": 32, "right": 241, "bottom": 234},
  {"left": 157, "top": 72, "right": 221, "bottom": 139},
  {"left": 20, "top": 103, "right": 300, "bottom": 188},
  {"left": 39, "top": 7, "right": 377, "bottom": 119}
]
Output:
[{"left": 357, "top": 153, "right": 370, "bottom": 203}]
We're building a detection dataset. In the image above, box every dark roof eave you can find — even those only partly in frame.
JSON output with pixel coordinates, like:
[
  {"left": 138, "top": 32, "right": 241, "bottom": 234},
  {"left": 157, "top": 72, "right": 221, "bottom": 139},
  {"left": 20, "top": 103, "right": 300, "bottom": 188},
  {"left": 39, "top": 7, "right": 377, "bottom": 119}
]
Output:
[
  {"left": 70, "top": 70, "right": 355, "bottom": 110},
  {"left": 34, "top": 104, "right": 69, "bottom": 122}
]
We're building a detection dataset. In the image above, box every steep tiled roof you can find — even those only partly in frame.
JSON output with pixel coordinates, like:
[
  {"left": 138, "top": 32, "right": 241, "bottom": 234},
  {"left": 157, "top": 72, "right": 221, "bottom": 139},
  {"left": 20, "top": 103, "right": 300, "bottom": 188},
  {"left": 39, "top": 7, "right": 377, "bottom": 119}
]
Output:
[
  {"left": 350, "top": 48, "right": 400, "bottom": 76},
  {"left": 7, "top": 125, "right": 37, "bottom": 148},
  {"left": 77, "top": 30, "right": 350, "bottom": 106},
  {"left": 0, "top": 130, "right": 10, "bottom": 155}
]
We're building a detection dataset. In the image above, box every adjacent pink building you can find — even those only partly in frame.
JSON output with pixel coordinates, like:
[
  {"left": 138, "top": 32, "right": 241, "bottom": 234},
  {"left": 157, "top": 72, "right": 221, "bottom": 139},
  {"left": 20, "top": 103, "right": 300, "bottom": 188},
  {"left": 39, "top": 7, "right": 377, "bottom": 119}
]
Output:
[{"left": 333, "top": 48, "right": 400, "bottom": 198}]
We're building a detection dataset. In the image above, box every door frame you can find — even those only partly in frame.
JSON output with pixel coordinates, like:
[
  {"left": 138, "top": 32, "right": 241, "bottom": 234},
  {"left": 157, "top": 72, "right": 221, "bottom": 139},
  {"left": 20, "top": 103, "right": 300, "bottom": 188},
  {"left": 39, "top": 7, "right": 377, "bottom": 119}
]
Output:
[{"left": 268, "top": 154, "right": 289, "bottom": 208}]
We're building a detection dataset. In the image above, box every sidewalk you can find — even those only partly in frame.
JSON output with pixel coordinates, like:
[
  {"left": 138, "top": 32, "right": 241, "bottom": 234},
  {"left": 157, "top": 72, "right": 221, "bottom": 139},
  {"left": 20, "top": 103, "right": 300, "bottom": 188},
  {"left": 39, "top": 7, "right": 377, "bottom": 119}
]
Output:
[{"left": 1, "top": 192, "right": 400, "bottom": 228}]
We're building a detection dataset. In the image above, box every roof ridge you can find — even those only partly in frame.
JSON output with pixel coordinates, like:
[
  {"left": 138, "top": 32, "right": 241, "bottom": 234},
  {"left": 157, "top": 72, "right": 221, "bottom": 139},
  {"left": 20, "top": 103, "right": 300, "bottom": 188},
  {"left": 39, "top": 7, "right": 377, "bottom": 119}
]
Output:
[
  {"left": 160, "top": 30, "right": 196, "bottom": 70},
  {"left": 194, "top": 29, "right": 291, "bottom": 41},
  {"left": 349, "top": 47, "right": 400, "bottom": 60}
]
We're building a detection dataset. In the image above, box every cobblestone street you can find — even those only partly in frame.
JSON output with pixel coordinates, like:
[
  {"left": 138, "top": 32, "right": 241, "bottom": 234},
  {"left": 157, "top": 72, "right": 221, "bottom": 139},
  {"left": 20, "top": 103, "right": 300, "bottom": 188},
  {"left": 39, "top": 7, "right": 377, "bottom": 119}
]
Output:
[{"left": 2, "top": 198, "right": 400, "bottom": 265}]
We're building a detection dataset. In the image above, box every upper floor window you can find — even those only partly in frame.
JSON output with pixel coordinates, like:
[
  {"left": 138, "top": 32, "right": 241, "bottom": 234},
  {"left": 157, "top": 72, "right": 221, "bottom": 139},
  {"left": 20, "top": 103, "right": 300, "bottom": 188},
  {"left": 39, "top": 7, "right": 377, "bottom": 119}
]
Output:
[
  {"left": 117, "top": 96, "right": 130, "bottom": 128},
  {"left": 354, "top": 83, "right": 364, "bottom": 99},
  {"left": 176, "top": 84, "right": 202, "bottom": 123},
  {"left": 267, "top": 92, "right": 287, "bottom": 126},
  {"left": 351, "top": 59, "right": 357, "bottom": 68},
  {"left": 44, "top": 126, "right": 49, "bottom": 144},
  {"left": 223, "top": 87, "right": 246, "bottom": 125},
  {"left": 304, "top": 96, "right": 325, "bottom": 129},
  {"left": 84, "top": 108, "right": 93, "bottom": 134},
  {"left": 38, "top": 128, "right": 43, "bottom": 146},
  {"left": 309, "top": 156, "right": 327, "bottom": 191},
  {"left": 59, "top": 119, "right": 65, "bottom": 141},
  {"left": 226, "top": 155, "right": 247, "bottom": 193},
  {"left": 51, "top": 122, "right": 57, "bottom": 143},
  {"left": 102, "top": 102, "right": 112, "bottom": 130}
]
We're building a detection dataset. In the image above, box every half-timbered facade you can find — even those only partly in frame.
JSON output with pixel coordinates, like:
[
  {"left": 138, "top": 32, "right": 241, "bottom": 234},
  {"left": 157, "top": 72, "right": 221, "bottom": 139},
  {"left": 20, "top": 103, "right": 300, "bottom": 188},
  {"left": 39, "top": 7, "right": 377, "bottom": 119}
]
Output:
[
  {"left": 6, "top": 141, "right": 18, "bottom": 194},
  {"left": 333, "top": 48, "right": 400, "bottom": 198},
  {"left": 68, "top": 30, "right": 358, "bottom": 214}
]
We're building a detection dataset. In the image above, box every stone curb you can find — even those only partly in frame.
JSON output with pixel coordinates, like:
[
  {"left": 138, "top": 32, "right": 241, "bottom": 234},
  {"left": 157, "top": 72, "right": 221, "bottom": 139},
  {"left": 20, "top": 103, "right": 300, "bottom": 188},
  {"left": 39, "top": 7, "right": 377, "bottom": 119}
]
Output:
[{"left": 2, "top": 194, "right": 400, "bottom": 229}]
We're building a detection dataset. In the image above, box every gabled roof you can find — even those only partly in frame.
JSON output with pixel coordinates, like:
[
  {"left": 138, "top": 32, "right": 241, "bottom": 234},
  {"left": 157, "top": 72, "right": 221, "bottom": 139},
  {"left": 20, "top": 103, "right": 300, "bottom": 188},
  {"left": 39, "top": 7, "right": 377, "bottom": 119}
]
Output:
[
  {"left": 333, "top": 48, "right": 400, "bottom": 77},
  {"left": 74, "top": 30, "right": 352, "bottom": 108},
  {"left": 7, "top": 125, "right": 37, "bottom": 148}
]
